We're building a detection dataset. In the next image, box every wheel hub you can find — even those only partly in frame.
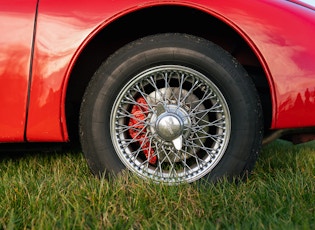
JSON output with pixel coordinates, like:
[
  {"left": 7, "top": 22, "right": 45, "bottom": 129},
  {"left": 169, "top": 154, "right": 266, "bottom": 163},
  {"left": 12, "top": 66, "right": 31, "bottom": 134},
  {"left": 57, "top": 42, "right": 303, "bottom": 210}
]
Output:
[
  {"left": 155, "top": 113, "right": 183, "bottom": 141},
  {"left": 150, "top": 104, "right": 191, "bottom": 143}
]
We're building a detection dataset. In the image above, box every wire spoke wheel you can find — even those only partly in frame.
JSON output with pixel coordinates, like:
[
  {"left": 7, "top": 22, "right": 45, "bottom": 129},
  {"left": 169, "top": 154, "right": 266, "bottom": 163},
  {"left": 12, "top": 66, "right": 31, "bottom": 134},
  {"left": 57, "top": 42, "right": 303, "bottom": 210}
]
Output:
[
  {"left": 111, "top": 65, "right": 231, "bottom": 184},
  {"left": 80, "top": 33, "right": 263, "bottom": 185}
]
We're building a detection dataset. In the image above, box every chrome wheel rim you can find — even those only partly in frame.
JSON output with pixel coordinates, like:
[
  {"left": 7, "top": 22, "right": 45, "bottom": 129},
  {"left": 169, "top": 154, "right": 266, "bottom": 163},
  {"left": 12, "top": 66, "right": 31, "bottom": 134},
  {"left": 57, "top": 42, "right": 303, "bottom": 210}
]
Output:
[{"left": 110, "top": 65, "right": 231, "bottom": 184}]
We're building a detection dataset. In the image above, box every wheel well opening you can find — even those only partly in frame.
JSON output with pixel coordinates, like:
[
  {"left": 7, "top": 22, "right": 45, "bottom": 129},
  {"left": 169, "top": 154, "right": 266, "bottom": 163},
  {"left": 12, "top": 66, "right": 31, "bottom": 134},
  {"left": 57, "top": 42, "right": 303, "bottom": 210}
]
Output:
[{"left": 65, "top": 5, "right": 272, "bottom": 144}]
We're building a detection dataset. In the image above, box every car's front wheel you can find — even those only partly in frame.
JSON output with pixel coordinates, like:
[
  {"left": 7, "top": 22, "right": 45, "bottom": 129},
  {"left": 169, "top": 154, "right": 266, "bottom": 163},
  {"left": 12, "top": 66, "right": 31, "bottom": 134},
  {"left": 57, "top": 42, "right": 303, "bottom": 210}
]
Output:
[{"left": 80, "top": 33, "right": 263, "bottom": 184}]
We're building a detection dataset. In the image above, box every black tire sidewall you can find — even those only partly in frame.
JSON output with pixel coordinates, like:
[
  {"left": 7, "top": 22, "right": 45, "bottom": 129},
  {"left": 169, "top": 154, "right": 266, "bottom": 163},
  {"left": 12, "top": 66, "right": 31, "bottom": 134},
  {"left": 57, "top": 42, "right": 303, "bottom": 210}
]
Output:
[{"left": 80, "top": 33, "right": 263, "bottom": 182}]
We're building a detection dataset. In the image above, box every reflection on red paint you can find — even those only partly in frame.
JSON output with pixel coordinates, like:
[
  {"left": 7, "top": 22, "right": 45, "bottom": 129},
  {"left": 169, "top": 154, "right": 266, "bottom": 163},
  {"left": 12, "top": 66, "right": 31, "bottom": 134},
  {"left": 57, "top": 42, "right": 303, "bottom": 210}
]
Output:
[
  {"left": 1, "top": 0, "right": 315, "bottom": 142},
  {"left": 278, "top": 88, "right": 315, "bottom": 128},
  {"left": 0, "top": 1, "right": 37, "bottom": 141}
]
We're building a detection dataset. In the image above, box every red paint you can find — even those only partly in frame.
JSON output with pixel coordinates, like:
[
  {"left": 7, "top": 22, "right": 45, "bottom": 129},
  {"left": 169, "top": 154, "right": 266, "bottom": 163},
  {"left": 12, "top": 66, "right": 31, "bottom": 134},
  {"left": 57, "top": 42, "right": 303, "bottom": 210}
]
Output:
[
  {"left": 1, "top": 0, "right": 315, "bottom": 142},
  {"left": 0, "top": 0, "right": 37, "bottom": 141}
]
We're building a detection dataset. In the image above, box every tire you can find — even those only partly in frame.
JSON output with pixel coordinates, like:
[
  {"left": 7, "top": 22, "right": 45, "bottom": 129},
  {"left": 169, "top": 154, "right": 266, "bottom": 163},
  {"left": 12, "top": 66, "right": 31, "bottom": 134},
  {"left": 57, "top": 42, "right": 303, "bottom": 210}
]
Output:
[{"left": 80, "top": 33, "right": 263, "bottom": 184}]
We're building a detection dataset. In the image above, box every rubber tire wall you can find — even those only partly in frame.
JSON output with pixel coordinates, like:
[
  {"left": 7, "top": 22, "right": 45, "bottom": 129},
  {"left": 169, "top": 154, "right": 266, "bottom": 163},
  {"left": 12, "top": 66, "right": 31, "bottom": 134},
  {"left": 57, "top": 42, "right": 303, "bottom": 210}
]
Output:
[{"left": 80, "top": 33, "right": 263, "bottom": 183}]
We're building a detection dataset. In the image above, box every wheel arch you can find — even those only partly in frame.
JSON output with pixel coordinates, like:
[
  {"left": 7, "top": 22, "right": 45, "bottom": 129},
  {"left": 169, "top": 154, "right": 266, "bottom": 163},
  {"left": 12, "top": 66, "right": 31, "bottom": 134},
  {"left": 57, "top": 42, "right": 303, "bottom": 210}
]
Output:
[{"left": 64, "top": 4, "right": 273, "bottom": 144}]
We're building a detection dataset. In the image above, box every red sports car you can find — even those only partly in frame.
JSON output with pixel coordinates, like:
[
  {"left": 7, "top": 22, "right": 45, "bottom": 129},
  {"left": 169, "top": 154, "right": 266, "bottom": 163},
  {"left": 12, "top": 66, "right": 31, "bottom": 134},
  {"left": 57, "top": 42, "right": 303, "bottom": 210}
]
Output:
[{"left": 1, "top": 0, "right": 315, "bottom": 184}]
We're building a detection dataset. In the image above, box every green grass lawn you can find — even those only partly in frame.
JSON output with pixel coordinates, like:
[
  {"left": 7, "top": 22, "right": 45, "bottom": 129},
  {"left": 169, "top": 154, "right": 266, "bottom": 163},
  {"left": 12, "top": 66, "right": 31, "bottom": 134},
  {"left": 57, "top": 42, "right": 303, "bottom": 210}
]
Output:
[{"left": 0, "top": 140, "right": 314, "bottom": 229}]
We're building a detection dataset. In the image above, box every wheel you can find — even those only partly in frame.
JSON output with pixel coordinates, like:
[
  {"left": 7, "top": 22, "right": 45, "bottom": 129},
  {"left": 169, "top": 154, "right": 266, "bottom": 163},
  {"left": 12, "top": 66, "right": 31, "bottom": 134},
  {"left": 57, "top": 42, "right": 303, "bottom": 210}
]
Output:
[{"left": 80, "top": 33, "right": 263, "bottom": 184}]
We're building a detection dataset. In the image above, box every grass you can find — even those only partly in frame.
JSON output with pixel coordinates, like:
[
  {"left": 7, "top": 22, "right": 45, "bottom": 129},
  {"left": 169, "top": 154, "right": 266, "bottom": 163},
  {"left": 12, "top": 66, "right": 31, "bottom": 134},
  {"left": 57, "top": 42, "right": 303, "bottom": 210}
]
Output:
[{"left": 0, "top": 140, "right": 314, "bottom": 229}]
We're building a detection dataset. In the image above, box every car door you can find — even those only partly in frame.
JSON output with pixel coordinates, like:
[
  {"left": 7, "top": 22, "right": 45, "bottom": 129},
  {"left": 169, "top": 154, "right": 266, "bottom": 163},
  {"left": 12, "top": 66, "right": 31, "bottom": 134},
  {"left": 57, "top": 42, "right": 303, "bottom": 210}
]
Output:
[{"left": 0, "top": 0, "right": 38, "bottom": 141}]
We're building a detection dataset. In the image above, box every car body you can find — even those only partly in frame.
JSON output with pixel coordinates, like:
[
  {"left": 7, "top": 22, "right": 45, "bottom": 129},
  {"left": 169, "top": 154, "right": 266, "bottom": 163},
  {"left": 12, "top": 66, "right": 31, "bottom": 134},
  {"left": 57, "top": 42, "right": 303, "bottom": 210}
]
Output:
[{"left": 1, "top": 0, "right": 315, "bottom": 184}]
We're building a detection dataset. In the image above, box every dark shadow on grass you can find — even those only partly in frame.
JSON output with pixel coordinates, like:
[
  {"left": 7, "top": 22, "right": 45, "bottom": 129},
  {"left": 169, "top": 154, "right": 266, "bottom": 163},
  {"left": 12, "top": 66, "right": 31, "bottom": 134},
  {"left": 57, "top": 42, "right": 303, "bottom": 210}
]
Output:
[
  {"left": 0, "top": 142, "right": 82, "bottom": 162},
  {"left": 258, "top": 139, "right": 315, "bottom": 174}
]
